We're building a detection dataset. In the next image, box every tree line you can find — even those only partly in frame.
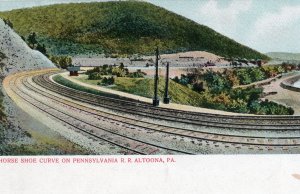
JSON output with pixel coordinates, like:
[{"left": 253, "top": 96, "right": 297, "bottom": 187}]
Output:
[
  {"left": 21, "top": 31, "right": 73, "bottom": 69},
  {"left": 172, "top": 65, "right": 295, "bottom": 115}
]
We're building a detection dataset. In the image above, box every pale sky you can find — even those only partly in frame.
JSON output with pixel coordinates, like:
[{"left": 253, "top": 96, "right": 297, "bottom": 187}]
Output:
[{"left": 0, "top": 0, "right": 300, "bottom": 53}]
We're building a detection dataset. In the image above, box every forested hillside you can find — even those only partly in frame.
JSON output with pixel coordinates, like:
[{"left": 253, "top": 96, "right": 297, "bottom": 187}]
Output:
[{"left": 0, "top": 1, "right": 269, "bottom": 59}]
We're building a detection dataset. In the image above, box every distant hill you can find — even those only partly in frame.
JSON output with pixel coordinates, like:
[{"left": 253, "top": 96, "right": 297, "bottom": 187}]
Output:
[
  {"left": 0, "top": 1, "right": 269, "bottom": 59},
  {"left": 266, "top": 52, "right": 300, "bottom": 61}
]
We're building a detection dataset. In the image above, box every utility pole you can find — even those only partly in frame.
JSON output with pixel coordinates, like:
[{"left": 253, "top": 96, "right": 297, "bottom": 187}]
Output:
[
  {"left": 153, "top": 47, "right": 160, "bottom": 106},
  {"left": 163, "top": 62, "right": 170, "bottom": 104}
]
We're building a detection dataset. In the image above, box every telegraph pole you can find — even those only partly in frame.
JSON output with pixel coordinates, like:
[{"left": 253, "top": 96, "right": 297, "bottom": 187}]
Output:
[
  {"left": 153, "top": 47, "right": 160, "bottom": 106},
  {"left": 163, "top": 62, "right": 170, "bottom": 104}
]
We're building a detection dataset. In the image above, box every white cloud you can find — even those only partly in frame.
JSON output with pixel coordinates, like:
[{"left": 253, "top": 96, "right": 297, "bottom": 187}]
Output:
[
  {"left": 247, "top": 5, "right": 300, "bottom": 52},
  {"left": 197, "top": 0, "right": 252, "bottom": 36}
]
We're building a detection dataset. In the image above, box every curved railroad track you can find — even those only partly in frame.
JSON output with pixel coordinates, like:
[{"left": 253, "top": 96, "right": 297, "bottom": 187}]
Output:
[
  {"left": 11, "top": 72, "right": 197, "bottom": 155},
  {"left": 37, "top": 72, "right": 300, "bottom": 130},
  {"left": 4, "top": 69, "right": 300, "bottom": 154}
]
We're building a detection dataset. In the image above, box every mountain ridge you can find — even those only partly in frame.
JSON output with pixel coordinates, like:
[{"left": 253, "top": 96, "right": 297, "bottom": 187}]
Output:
[
  {"left": 0, "top": 1, "right": 269, "bottom": 59},
  {"left": 266, "top": 52, "right": 300, "bottom": 61}
]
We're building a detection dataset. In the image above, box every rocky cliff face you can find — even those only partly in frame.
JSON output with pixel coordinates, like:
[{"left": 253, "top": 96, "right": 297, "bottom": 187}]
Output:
[
  {"left": 0, "top": 19, "right": 54, "bottom": 76},
  {"left": 0, "top": 19, "right": 55, "bottom": 155}
]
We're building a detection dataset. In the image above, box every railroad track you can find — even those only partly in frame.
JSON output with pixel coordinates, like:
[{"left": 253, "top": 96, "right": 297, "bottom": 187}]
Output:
[
  {"left": 10, "top": 72, "right": 194, "bottom": 155},
  {"left": 11, "top": 70, "right": 300, "bottom": 148},
  {"left": 21, "top": 74, "right": 300, "bottom": 143},
  {"left": 34, "top": 72, "right": 300, "bottom": 130},
  {"left": 5, "top": 69, "right": 300, "bottom": 154}
]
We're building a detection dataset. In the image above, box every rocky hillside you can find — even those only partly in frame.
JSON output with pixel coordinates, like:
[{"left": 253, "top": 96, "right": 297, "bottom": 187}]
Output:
[
  {"left": 0, "top": 19, "right": 54, "bottom": 76},
  {"left": 0, "top": 19, "right": 57, "bottom": 155}
]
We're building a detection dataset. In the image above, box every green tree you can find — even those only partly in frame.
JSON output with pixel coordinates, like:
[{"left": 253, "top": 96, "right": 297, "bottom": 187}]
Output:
[
  {"left": 88, "top": 72, "right": 102, "bottom": 80},
  {"left": 119, "top": 63, "right": 125, "bottom": 69},
  {"left": 172, "top": 76, "right": 180, "bottom": 83},
  {"left": 3, "top": 18, "right": 13, "bottom": 29},
  {"left": 204, "top": 71, "right": 231, "bottom": 94},
  {"left": 49, "top": 55, "right": 72, "bottom": 69},
  {"left": 36, "top": 44, "right": 47, "bottom": 56},
  {"left": 98, "top": 76, "right": 115, "bottom": 86},
  {"left": 225, "top": 70, "right": 239, "bottom": 86},
  {"left": 192, "top": 82, "right": 205, "bottom": 92},
  {"left": 66, "top": 56, "right": 72, "bottom": 66},
  {"left": 248, "top": 68, "right": 265, "bottom": 82},
  {"left": 58, "top": 56, "right": 72, "bottom": 69},
  {"left": 236, "top": 69, "right": 252, "bottom": 85},
  {"left": 27, "top": 32, "right": 38, "bottom": 49}
]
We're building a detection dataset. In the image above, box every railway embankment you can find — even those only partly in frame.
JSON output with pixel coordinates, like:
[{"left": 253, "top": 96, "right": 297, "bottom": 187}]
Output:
[{"left": 57, "top": 72, "right": 241, "bottom": 116}]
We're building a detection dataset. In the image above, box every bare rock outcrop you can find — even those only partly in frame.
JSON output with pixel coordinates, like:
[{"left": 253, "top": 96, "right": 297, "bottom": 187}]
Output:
[
  {"left": 0, "top": 19, "right": 55, "bottom": 76},
  {"left": 0, "top": 18, "right": 55, "bottom": 154}
]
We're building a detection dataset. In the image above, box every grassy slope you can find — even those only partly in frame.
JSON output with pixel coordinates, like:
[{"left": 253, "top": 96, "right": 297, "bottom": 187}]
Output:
[
  {"left": 114, "top": 77, "right": 203, "bottom": 106},
  {"left": 53, "top": 74, "right": 122, "bottom": 98},
  {"left": 55, "top": 75, "right": 294, "bottom": 115},
  {"left": 74, "top": 75, "right": 204, "bottom": 106},
  {"left": 0, "top": 1, "right": 268, "bottom": 59}
]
